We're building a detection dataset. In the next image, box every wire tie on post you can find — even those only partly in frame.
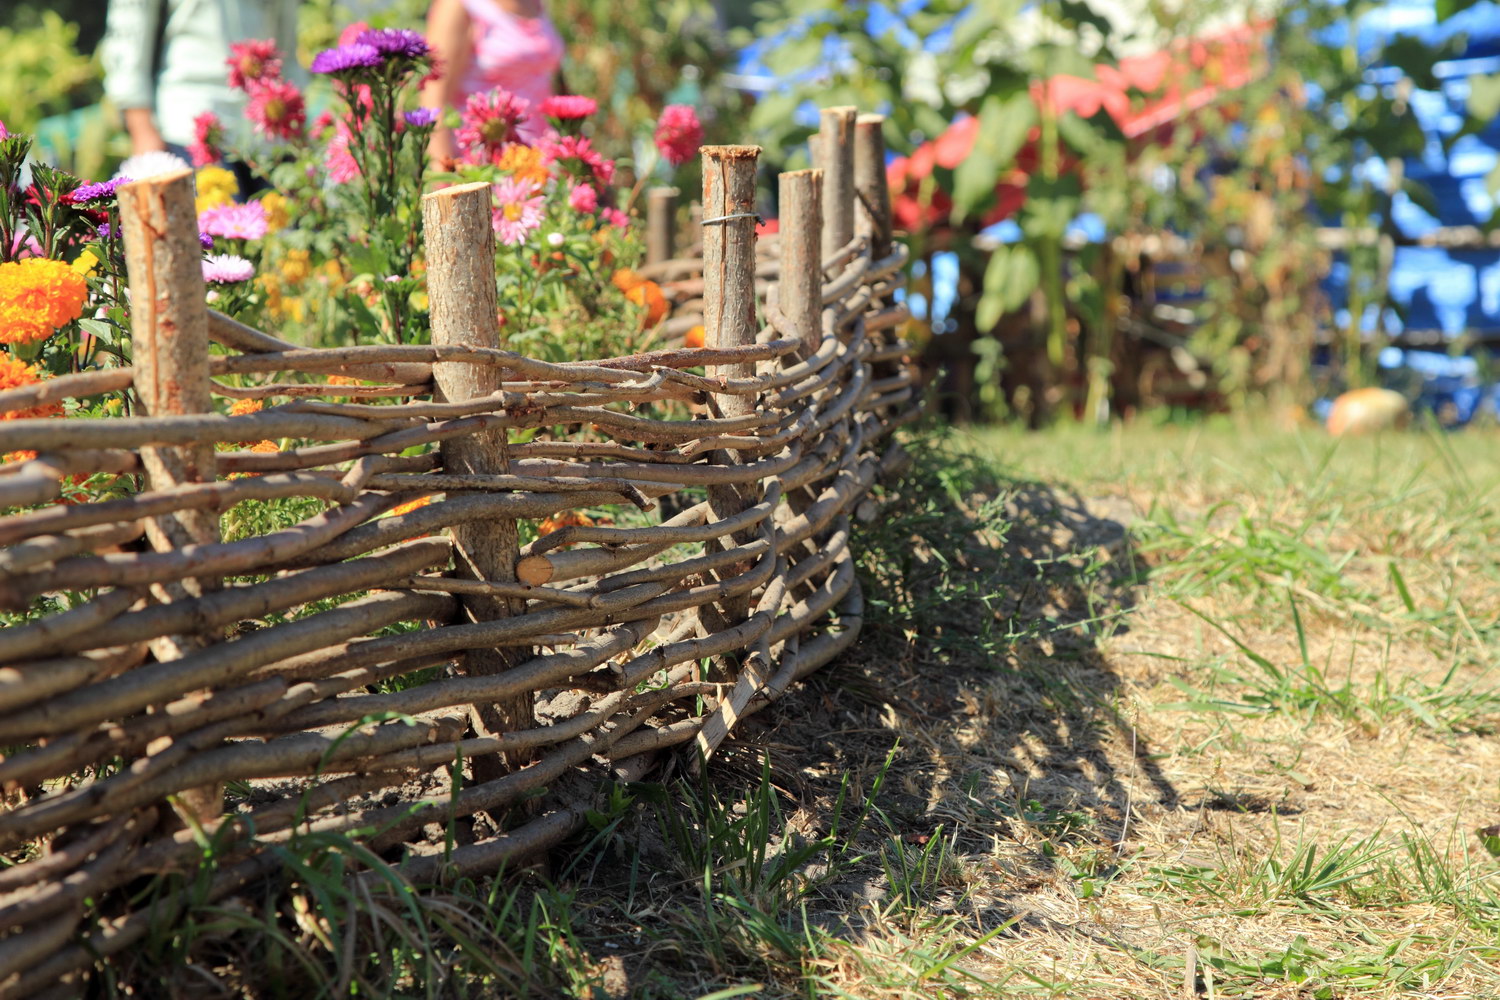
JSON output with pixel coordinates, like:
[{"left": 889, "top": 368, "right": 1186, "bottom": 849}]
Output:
[{"left": 699, "top": 212, "right": 763, "bottom": 226}]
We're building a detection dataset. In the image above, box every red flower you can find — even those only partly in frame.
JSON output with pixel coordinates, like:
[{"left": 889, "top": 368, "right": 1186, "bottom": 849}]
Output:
[
  {"left": 540, "top": 134, "right": 614, "bottom": 187},
  {"left": 190, "top": 111, "right": 224, "bottom": 167},
  {"left": 246, "top": 80, "right": 307, "bottom": 142},
  {"left": 457, "top": 89, "right": 531, "bottom": 165},
  {"left": 539, "top": 95, "right": 597, "bottom": 120},
  {"left": 226, "top": 39, "right": 282, "bottom": 91},
  {"left": 654, "top": 105, "right": 703, "bottom": 167}
]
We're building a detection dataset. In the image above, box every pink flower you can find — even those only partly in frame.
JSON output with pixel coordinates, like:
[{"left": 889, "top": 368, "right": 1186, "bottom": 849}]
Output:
[
  {"left": 325, "top": 123, "right": 360, "bottom": 184},
  {"left": 568, "top": 183, "right": 598, "bottom": 214},
  {"left": 198, "top": 202, "right": 269, "bottom": 241},
  {"left": 311, "top": 110, "right": 336, "bottom": 139},
  {"left": 337, "top": 21, "right": 371, "bottom": 47},
  {"left": 491, "top": 178, "right": 544, "bottom": 246},
  {"left": 539, "top": 95, "right": 597, "bottom": 120},
  {"left": 655, "top": 104, "right": 703, "bottom": 167},
  {"left": 458, "top": 89, "right": 531, "bottom": 165},
  {"left": 246, "top": 80, "right": 307, "bottom": 142},
  {"left": 189, "top": 112, "right": 223, "bottom": 167},
  {"left": 226, "top": 40, "right": 281, "bottom": 91},
  {"left": 202, "top": 254, "right": 255, "bottom": 284},
  {"left": 540, "top": 134, "right": 613, "bottom": 187},
  {"left": 600, "top": 207, "right": 630, "bottom": 229},
  {"left": 0, "top": 120, "right": 8, "bottom": 141}
]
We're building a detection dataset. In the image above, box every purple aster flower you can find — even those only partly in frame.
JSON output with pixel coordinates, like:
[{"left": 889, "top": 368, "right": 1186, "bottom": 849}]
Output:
[
  {"left": 65, "top": 178, "right": 126, "bottom": 205},
  {"left": 96, "top": 223, "right": 112, "bottom": 239},
  {"left": 358, "top": 28, "right": 429, "bottom": 60},
  {"left": 202, "top": 253, "right": 254, "bottom": 284},
  {"left": 199, "top": 232, "right": 214, "bottom": 250},
  {"left": 310, "top": 43, "right": 382, "bottom": 75},
  {"left": 404, "top": 107, "right": 438, "bottom": 128}
]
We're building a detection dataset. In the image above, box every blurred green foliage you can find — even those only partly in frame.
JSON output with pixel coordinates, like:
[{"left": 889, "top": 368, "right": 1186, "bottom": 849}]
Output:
[{"left": 0, "top": 9, "right": 101, "bottom": 136}]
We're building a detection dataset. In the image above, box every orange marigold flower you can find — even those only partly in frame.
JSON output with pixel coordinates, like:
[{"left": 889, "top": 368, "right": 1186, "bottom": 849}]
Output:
[
  {"left": 249, "top": 439, "right": 280, "bottom": 453},
  {"left": 625, "top": 280, "right": 668, "bottom": 327},
  {"left": 0, "top": 356, "right": 63, "bottom": 420},
  {"left": 391, "top": 495, "right": 433, "bottom": 517},
  {"left": 685, "top": 324, "right": 705, "bottom": 349},
  {"left": 539, "top": 509, "right": 594, "bottom": 536},
  {"left": 3, "top": 449, "right": 37, "bottom": 464},
  {"left": 611, "top": 268, "right": 645, "bottom": 293},
  {"left": 0, "top": 258, "right": 89, "bottom": 346},
  {"left": 229, "top": 398, "right": 264, "bottom": 416}
]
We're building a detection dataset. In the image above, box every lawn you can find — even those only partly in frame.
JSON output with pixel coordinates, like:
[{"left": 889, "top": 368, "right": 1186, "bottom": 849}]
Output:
[{"left": 96, "top": 420, "right": 1500, "bottom": 998}]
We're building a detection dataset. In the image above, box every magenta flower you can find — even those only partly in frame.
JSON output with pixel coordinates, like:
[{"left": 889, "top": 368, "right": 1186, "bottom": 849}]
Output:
[
  {"left": 568, "top": 183, "right": 598, "bottom": 214},
  {"left": 246, "top": 80, "right": 307, "bottom": 141},
  {"left": 357, "top": 28, "right": 429, "bottom": 61},
  {"left": 0, "top": 120, "right": 8, "bottom": 141},
  {"left": 490, "top": 178, "right": 544, "bottom": 246},
  {"left": 310, "top": 43, "right": 382, "bottom": 75},
  {"left": 655, "top": 104, "right": 703, "bottom": 167},
  {"left": 202, "top": 254, "right": 254, "bottom": 284},
  {"left": 198, "top": 202, "right": 269, "bottom": 241},
  {"left": 539, "top": 95, "right": 597, "bottom": 120},
  {"left": 190, "top": 111, "right": 223, "bottom": 167},
  {"left": 226, "top": 39, "right": 281, "bottom": 91},
  {"left": 458, "top": 89, "right": 531, "bottom": 165},
  {"left": 600, "top": 207, "right": 630, "bottom": 230},
  {"left": 540, "top": 134, "right": 613, "bottom": 186}
]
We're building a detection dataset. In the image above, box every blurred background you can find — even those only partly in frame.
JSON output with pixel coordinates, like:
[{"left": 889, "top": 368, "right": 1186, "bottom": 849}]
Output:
[{"left": 9, "top": 0, "right": 1498, "bottom": 429}]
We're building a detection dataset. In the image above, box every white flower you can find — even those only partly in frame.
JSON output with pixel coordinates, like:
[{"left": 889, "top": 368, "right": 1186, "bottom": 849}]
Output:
[
  {"left": 547, "top": 232, "right": 565, "bottom": 248},
  {"left": 114, "top": 150, "right": 192, "bottom": 182}
]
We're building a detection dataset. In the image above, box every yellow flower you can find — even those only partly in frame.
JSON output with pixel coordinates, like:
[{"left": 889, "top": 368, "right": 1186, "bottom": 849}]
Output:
[
  {"left": 279, "top": 248, "right": 311, "bottom": 285},
  {"left": 229, "top": 398, "right": 263, "bottom": 416},
  {"left": 0, "top": 258, "right": 89, "bottom": 346},
  {"left": 497, "top": 143, "right": 549, "bottom": 186},
  {"left": 195, "top": 165, "right": 238, "bottom": 213},
  {"left": 0, "top": 355, "right": 63, "bottom": 419},
  {"left": 70, "top": 250, "right": 100, "bottom": 276},
  {"left": 260, "top": 191, "right": 290, "bottom": 231}
]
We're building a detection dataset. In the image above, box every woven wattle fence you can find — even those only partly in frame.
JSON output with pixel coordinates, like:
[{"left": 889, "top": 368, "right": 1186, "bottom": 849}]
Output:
[{"left": 0, "top": 110, "right": 918, "bottom": 993}]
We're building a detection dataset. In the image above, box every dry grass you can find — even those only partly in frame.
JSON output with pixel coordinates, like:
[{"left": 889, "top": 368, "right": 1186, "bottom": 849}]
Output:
[
  {"left": 566, "top": 420, "right": 1500, "bottom": 999},
  {"left": 85, "top": 421, "right": 1500, "bottom": 998}
]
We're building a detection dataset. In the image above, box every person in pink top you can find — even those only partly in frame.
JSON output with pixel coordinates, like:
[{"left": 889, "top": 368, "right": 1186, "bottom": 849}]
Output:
[{"left": 422, "top": 0, "right": 565, "bottom": 165}]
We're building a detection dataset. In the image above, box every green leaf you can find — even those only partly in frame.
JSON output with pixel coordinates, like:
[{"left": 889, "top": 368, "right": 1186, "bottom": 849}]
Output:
[
  {"left": 1468, "top": 73, "right": 1500, "bottom": 122},
  {"left": 951, "top": 91, "right": 1035, "bottom": 220},
  {"left": 1436, "top": 0, "right": 1485, "bottom": 18},
  {"left": 976, "top": 243, "right": 1039, "bottom": 331}
]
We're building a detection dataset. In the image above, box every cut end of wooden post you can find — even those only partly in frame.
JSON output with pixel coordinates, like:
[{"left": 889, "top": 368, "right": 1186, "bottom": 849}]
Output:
[
  {"left": 782, "top": 168, "right": 823, "bottom": 181},
  {"left": 702, "top": 145, "right": 763, "bottom": 162},
  {"left": 423, "top": 180, "right": 493, "bottom": 203},
  {"left": 119, "top": 166, "right": 195, "bottom": 193},
  {"left": 516, "top": 554, "right": 554, "bottom": 587},
  {"left": 856, "top": 113, "right": 885, "bottom": 127}
]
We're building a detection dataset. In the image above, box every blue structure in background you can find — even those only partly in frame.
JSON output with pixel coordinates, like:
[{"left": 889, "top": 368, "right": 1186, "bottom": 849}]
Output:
[{"left": 1319, "top": 0, "right": 1500, "bottom": 423}]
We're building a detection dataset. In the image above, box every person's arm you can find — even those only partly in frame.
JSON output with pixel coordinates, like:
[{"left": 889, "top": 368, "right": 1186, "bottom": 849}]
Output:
[
  {"left": 100, "top": 0, "right": 169, "bottom": 155},
  {"left": 422, "top": 0, "right": 472, "bottom": 168}
]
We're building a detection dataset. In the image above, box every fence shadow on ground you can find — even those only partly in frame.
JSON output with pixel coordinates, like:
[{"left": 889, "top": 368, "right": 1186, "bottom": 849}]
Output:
[{"left": 556, "top": 449, "right": 1186, "bottom": 994}]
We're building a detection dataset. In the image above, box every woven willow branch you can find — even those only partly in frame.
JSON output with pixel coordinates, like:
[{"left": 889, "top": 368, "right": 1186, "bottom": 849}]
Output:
[{"left": 0, "top": 118, "right": 924, "bottom": 996}]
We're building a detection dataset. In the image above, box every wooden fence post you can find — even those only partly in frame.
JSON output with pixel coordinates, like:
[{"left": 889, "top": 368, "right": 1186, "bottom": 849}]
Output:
[
  {"left": 646, "top": 186, "right": 678, "bottom": 266},
  {"left": 819, "top": 107, "right": 858, "bottom": 260},
  {"left": 422, "top": 181, "right": 533, "bottom": 781},
  {"left": 702, "top": 145, "right": 761, "bottom": 414},
  {"left": 854, "top": 114, "right": 893, "bottom": 259},
  {"left": 778, "top": 169, "right": 823, "bottom": 358},
  {"left": 701, "top": 144, "right": 761, "bottom": 626},
  {"left": 118, "top": 167, "right": 222, "bottom": 821}
]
